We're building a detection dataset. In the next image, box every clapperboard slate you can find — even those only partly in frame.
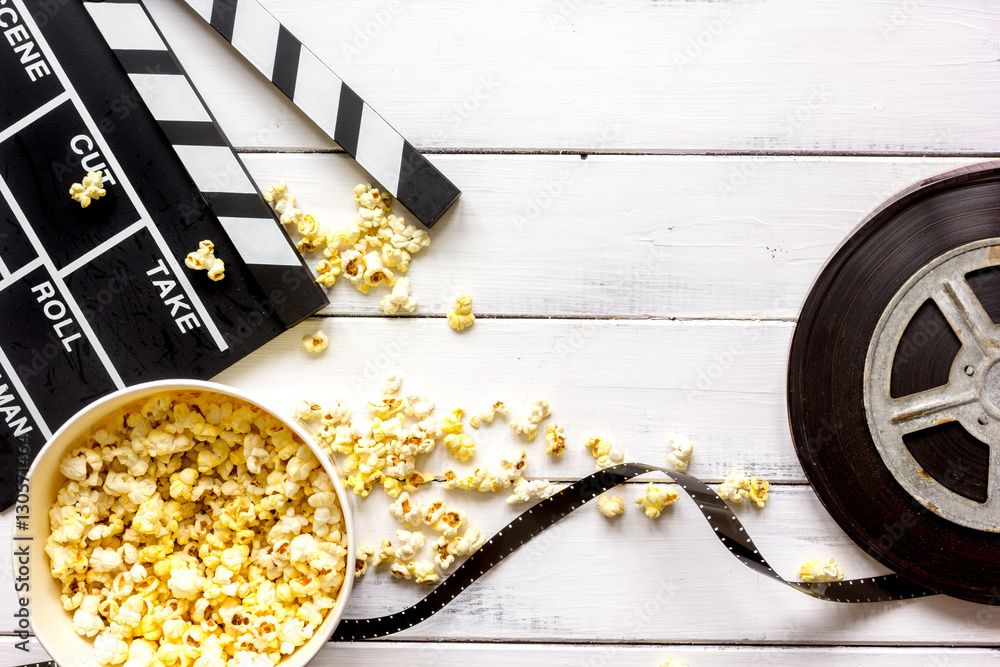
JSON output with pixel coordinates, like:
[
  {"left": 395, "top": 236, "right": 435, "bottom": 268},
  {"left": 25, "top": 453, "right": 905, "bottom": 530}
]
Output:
[{"left": 0, "top": 0, "right": 330, "bottom": 508}]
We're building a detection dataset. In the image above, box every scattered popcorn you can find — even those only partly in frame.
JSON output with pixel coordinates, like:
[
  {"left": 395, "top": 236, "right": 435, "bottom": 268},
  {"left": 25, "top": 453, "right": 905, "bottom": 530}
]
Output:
[
  {"left": 658, "top": 660, "right": 689, "bottom": 667},
  {"left": 445, "top": 433, "right": 476, "bottom": 461},
  {"left": 469, "top": 415, "right": 480, "bottom": 429},
  {"left": 510, "top": 399, "right": 550, "bottom": 441},
  {"left": 635, "top": 482, "right": 679, "bottom": 519},
  {"left": 389, "top": 561, "right": 411, "bottom": 579},
  {"left": 381, "top": 375, "right": 402, "bottom": 395},
  {"left": 374, "top": 538, "right": 396, "bottom": 567},
  {"left": 545, "top": 424, "right": 566, "bottom": 456},
  {"left": 441, "top": 408, "right": 464, "bottom": 434},
  {"left": 505, "top": 477, "right": 555, "bottom": 505},
  {"left": 748, "top": 476, "right": 769, "bottom": 508},
  {"left": 292, "top": 396, "right": 324, "bottom": 422},
  {"left": 380, "top": 276, "right": 418, "bottom": 315},
  {"left": 718, "top": 473, "right": 750, "bottom": 504},
  {"left": 47, "top": 392, "right": 348, "bottom": 667},
  {"left": 666, "top": 438, "right": 694, "bottom": 472},
  {"left": 447, "top": 295, "right": 475, "bottom": 331},
  {"left": 395, "top": 530, "right": 425, "bottom": 562},
  {"left": 69, "top": 170, "right": 106, "bottom": 208},
  {"left": 442, "top": 449, "right": 528, "bottom": 493},
  {"left": 302, "top": 330, "right": 329, "bottom": 353},
  {"left": 315, "top": 257, "right": 341, "bottom": 287},
  {"left": 410, "top": 560, "right": 439, "bottom": 585},
  {"left": 479, "top": 401, "right": 509, "bottom": 423},
  {"left": 798, "top": 557, "right": 844, "bottom": 583},
  {"left": 585, "top": 437, "right": 625, "bottom": 470},
  {"left": 355, "top": 543, "right": 375, "bottom": 578},
  {"left": 597, "top": 494, "right": 625, "bottom": 518},
  {"left": 403, "top": 395, "right": 435, "bottom": 420},
  {"left": 184, "top": 240, "right": 225, "bottom": 281}
]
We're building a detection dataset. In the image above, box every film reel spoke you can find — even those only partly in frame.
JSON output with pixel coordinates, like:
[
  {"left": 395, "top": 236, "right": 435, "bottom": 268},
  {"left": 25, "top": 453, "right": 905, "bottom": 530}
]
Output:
[
  {"left": 865, "top": 240, "right": 1000, "bottom": 532},
  {"left": 934, "top": 277, "right": 997, "bottom": 357}
]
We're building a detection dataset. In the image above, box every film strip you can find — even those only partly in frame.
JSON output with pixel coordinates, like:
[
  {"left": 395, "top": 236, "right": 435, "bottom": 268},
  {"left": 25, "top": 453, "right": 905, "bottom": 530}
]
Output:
[
  {"left": 175, "top": 0, "right": 461, "bottom": 227},
  {"left": 331, "top": 463, "right": 936, "bottom": 641},
  {"left": 82, "top": 0, "right": 327, "bottom": 329}
]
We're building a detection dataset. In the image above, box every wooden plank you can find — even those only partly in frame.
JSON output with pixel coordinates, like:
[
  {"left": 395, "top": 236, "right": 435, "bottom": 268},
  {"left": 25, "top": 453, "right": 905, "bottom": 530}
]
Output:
[
  {"left": 215, "top": 317, "right": 801, "bottom": 482},
  {"left": 237, "top": 153, "right": 984, "bottom": 319},
  {"left": 7, "top": 486, "right": 1000, "bottom": 643},
  {"left": 2, "top": 637, "right": 997, "bottom": 666},
  {"left": 140, "top": 0, "right": 1000, "bottom": 153}
]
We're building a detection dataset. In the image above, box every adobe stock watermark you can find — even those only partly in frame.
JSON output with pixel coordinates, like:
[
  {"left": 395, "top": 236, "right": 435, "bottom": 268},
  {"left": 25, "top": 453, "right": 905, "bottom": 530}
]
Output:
[
  {"left": 717, "top": 84, "right": 833, "bottom": 201},
  {"left": 430, "top": 72, "right": 503, "bottom": 144},
  {"left": 682, "top": 289, "right": 800, "bottom": 401},
  {"left": 511, "top": 118, "right": 623, "bottom": 232},
  {"left": 877, "top": 0, "right": 924, "bottom": 39},
  {"left": 340, "top": 0, "right": 406, "bottom": 63},
  {"left": 673, "top": 1, "right": 751, "bottom": 72}
]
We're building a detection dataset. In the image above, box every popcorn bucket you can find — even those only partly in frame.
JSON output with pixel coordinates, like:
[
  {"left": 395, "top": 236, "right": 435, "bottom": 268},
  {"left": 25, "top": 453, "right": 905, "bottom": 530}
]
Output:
[{"left": 13, "top": 379, "right": 355, "bottom": 667}]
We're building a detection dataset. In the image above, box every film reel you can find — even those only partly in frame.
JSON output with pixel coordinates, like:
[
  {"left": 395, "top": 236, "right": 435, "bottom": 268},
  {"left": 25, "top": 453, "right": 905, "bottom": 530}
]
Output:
[{"left": 789, "top": 161, "right": 1000, "bottom": 604}]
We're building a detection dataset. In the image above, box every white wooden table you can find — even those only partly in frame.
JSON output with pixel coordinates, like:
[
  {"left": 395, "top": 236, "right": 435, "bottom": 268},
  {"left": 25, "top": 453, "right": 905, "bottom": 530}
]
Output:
[{"left": 5, "top": 1, "right": 1000, "bottom": 665}]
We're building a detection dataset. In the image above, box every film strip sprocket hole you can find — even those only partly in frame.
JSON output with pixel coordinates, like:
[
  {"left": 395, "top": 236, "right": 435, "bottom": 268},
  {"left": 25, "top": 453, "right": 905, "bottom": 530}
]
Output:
[{"left": 331, "top": 463, "right": 935, "bottom": 642}]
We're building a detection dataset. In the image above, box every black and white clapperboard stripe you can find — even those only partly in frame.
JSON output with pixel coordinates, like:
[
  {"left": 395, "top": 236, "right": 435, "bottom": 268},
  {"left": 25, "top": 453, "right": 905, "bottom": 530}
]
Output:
[
  {"left": 83, "top": 0, "right": 327, "bottom": 328},
  {"left": 177, "top": 0, "right": 461, "bottom": 228}
]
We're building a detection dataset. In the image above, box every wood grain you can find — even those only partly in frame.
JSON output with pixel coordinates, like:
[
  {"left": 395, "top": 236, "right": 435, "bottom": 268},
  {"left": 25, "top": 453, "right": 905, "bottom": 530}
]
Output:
[
  {"left": 141, "top": 0, "right": 1000, "bottom": 153},
  {"left": 237, "top": 153, "right": 986, "bottom": 319}
]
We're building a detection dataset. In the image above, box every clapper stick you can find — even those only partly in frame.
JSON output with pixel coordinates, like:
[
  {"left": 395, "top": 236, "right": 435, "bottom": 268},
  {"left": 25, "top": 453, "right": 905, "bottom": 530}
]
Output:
[
  {"left": 176, "top": 0, "right": 461, "bottom": 227},
  {"left": 83, "top": 0, "right": 328, "bottom": 328}
]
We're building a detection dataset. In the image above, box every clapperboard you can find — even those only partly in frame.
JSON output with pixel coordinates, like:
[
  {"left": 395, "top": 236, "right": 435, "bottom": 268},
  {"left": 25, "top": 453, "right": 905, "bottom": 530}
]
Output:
[{"left": 0, "top": 0, "right": 460, "bottom": 508}]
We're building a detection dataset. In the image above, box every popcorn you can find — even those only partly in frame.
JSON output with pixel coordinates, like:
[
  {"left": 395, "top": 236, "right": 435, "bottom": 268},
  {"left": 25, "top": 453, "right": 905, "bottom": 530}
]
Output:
[
  {"left": 387, "top": 214, "right": 430, "bottom": 254},
  {"left": 374, "top": 538, "right": 396, "bottom": 567},
  {"left": 292, "top": 397, "right": 324, "bottom": 422},
  {"left": 635, "top": 482, "right": 679, "bottom": 519},
  {"left": 315, "top": 258, "right": 340, "bottom": 288},
  {"left": 380, "top": 276, "right": 418, "bottom": 315},
  {"left": 718, "top": 473, "right": 750, "bottom": 504},
  {"left": 447, "top": 295, "right": 475, "bottom": 331},
  {"left": 748, "top": 476, "right": 769, "bottom": 508},
  {"left": 264, "top": 181, "right": 307, "bottom": 227},
  {"left": 73, "top": 594, "right": 106, "bottom": 637},
  {"left": 447, "top": 526, "right": 486, "bottom": 556},
  {"left": 440, "top": 408, "right": 464, "bottom": 434},
  {"left": 478, "top": 401, "right": 508, "bottom": 423},
  {"left": 544, "top": 424, "right": 566, "bottom": 456},
  {"left": 362, "top": 250, "right": 394, "bottom": 288},
  {"left": 70, "top": 170, "right": 106, "bottom": 208},
  {"left": 302, "top": 330, "right": 329, "bottom": 353},
  {"left": 403, "top": 395, "right": 435, "bottom": 420},
  {"left": 355, "top": 543, "right": 375, "bottom": 578},
  {"left": 395, "top": 530, "right": 425, "bottom": 561},
  {"left": 597, "top": 494, "right": 625, "bottom": 518},
  {"left": 389, "top": 561, "right": 411, "bottom": 579},
  {"left": 94, "top": 632, "right": 130, "bottom": 665},
  {"left": 798, "top": 558, "right": 844, "bottom": 583},
  {"left": 410, "top": 560, "right": 439, "bottom": 585},
  {"left": 510, "top": 400, "right": 550, "bottom": 441},
  {"left": 505, "top": 478, "right": 555, "bottom": 505},
  {"left": 47, "top": 392, "right": 347, "bottom": 667},
  {"left": 666, "top": 439, "right": 694, "bottom": 472},
  {"left": 585, "top": 437, "right": 625, "bottom": 470},
  {"left": 389, "top": 492, "right": 425, "bottom": 527},
  {"left": 184, "top": 240, "right": 225, "bottom": 281},
  {"left": 444, "top": 433, "right": 476, "bottom": 461},
  {"left": 658, "top": 660, "right": 689, "bottom": 667},
  {"left": 442, "top": 449, "right": 528, "bottom": 493}
]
